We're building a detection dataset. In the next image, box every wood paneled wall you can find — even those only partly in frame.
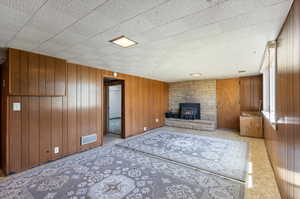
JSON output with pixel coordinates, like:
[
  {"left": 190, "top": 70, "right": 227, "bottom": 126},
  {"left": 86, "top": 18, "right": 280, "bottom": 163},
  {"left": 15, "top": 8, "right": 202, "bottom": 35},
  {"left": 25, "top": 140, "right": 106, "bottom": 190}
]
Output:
[
  {"left": 1, "top": 59, "right": 9, "bottom": 174},
  {"left": 121, "top": 73, "right": 168, "bottom": 137},
  {"left": 216, "top": 78, "right": 240, "bottom": 129},
  {"left": 1, "top": 49, "right": 168, "bottom": 174},
  {"left": 7, "top": 64, "right": 102, "bottom": 173},
  {"left": 264, "top": 1, "right": 300, "bottom": 199},
  {"left": 240, "top": 75, "right": 262, "bottom": 112},
  {"left": 216, "top": 75, "right": 262, "bottom": 129}
]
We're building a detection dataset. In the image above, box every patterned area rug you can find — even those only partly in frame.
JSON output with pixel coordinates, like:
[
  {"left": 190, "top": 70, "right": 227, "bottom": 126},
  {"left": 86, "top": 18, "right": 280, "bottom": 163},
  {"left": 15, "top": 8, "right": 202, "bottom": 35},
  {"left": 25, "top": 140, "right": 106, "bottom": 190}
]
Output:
[
  {"left": 118, "top": 130, "right": 249, "bottom": 182},
  {"left": 0, "top": 146, "right": 244, "bottom": 199}
]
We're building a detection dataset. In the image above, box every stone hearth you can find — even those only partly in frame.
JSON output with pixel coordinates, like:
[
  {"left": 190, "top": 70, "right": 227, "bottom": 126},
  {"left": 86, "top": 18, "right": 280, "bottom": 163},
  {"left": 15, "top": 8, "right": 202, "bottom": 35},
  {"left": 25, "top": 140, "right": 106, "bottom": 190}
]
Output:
[{"left": 165, "top": 118, "right": 216, "bottom": 131}]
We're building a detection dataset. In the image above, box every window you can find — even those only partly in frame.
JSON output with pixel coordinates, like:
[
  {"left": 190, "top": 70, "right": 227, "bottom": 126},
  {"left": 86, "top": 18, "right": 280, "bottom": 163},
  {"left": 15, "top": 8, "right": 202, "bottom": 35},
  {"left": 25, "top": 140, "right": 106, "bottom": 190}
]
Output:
[{"left": 261, "top": 41, "right": 276, "bottom": 123}]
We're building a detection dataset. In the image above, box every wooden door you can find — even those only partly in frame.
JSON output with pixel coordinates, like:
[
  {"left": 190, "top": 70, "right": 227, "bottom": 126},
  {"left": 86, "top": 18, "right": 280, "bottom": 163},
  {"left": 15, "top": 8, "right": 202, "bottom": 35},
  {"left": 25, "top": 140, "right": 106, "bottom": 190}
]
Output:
[{"left": 217, "top": 78, "right": 240, "bottom": 129}]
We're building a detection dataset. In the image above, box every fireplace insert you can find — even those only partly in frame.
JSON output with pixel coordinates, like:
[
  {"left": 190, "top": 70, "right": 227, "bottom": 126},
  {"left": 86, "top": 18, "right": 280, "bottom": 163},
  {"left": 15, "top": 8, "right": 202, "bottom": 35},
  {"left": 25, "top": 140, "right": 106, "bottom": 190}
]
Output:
[{"left": 179, "top": 103, "right": 200, "bottom": 120}]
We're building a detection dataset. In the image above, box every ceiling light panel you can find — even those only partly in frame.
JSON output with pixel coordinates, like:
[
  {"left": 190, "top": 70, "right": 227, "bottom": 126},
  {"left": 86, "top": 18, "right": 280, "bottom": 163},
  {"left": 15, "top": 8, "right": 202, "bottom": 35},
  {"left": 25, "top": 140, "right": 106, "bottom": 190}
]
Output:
[{"left": 110, "top": 36, "right": 137, "bottom": 48}]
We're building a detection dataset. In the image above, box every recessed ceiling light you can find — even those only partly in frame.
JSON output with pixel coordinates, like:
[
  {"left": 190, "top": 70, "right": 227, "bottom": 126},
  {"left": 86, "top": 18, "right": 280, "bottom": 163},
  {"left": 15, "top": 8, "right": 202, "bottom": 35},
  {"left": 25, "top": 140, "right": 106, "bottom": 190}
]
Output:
[
  {"left": 190, "top": 73, "right": 202, "bottom": 77},
  {"left": 238, "top": 70, "right": 246, "bottom": 73},
  {"left": 110, "top": 36, "right": 137, "bottom": 48}
]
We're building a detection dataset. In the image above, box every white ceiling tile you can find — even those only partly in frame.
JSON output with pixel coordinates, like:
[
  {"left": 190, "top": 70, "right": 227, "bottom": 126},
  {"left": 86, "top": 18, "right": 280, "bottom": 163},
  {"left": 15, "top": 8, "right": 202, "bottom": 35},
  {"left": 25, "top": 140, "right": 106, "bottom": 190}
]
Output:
[
  {"left": 9, "top": 39, "right": 40, "bottom": 51},
  {"left": 0, "top": 0, "right": 48, "bottom": 15},
  {"left": 83, "top": 35, "right": 110, "bottom": 49},
  {"left": 29, "top": 13, "right": 76, "bottom": 35},
  {"left": 36, "top": 40, "right": 67, "bottom": 55},
  {"left": 0, "top": 4, "right": 31, "bottom": 45},
  {"left": 68, "top": 15, "right": 115, "bottom": 38},
  {"left": 10, "top": 26, "right": 52, "bottom": 48},
  {"left": 54, "top": 49, "right": 81, "bottom": 59},
  {"left": 68, "top": 0, "right": 168, "bottom": 38},
  {"left": 259, "top": 0, "right": 289, "bottom": 6},
  {"left": 50, "top": 30, "right": 88, "bottom": 48},
  {"left": 93, "top": 0, "right": 168, "bottom": 24},
  {"left": 26, "top": 0, "right": 107, "bottom": 36},
  {"left": 43, "top": 0, "right": 107, "bottom": 18},
  {"left": 140, "top": 0, "right": 227, "bottom": 27}
]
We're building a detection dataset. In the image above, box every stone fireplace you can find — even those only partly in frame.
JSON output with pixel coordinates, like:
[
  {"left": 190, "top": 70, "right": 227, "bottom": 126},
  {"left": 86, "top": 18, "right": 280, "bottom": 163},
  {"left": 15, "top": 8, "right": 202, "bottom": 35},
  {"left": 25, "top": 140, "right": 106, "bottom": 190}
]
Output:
[
  {"left": 168, "top": 80, "right": 217, "bottom": 121},
  {"left": 180, "top": 103, "right": 200, "bottom": 120}
]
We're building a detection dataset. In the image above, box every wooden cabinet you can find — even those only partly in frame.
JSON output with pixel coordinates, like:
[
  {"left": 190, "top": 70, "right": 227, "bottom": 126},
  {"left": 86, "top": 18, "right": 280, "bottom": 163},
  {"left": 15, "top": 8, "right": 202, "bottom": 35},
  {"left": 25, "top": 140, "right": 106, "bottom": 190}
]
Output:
[
  {"left": 240, "top": 112, "right": 263, "bottom": 138},
  {"left": 240, "top": 76, "right": 262, "bottom": 112},
  {"left": 8, "top": 48, "right": 66, "bottom": 96}
]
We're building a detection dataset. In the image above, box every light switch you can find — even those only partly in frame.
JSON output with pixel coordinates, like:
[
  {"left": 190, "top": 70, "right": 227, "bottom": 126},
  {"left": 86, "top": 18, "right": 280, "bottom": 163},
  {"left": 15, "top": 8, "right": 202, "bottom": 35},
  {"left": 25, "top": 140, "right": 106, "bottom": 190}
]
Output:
[
  {"left": 155, "top": 118, "right": 159, "bottom": 123},
  {"left": 13, "top": 102, "right": 21, "bottom": 111}
]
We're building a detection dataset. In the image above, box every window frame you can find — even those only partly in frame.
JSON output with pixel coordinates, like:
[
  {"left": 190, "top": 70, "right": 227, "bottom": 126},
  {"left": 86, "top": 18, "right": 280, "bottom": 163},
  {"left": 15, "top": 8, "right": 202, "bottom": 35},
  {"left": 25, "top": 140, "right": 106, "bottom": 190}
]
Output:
[{"left": 261, "top": 41, "right": 277, "bottom": 130}]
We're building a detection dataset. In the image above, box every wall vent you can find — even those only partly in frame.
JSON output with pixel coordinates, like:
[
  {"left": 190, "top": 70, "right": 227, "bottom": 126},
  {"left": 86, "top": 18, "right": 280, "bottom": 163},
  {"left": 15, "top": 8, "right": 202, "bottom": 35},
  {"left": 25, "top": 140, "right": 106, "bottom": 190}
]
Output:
[{"left": 80, "top": 134, "right": 97, "bottom": 145}]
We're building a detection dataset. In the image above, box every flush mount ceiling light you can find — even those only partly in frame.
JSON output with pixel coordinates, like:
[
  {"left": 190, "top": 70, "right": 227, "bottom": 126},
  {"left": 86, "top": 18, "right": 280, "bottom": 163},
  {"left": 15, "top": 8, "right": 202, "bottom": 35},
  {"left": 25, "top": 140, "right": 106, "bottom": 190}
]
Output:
[
  {"left": 110, "top": 36, "right": 137, "bottom": 48},
  {"left": 190, "top": 73, "right": 202, "bottom": 77}
]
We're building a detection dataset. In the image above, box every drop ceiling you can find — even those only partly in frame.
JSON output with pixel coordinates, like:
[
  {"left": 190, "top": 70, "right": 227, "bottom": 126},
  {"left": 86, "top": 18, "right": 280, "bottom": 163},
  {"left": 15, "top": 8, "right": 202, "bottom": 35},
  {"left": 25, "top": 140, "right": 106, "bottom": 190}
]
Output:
[{"left": 0, "top": 0, "right": 293, "bottom": 82}]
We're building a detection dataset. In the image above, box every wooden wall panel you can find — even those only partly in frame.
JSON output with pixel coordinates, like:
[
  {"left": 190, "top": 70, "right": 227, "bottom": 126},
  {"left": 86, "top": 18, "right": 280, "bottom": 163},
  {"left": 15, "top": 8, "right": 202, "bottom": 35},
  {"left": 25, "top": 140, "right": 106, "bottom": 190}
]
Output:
[
  {"left": 264, "top": 1, "right": 300, "bottom": 199},
  {"left": 137, "top": 77, "right": 144, "bottom": 133},
  {"left": 45, "top": 57, "right": 55, "bottom": 96},
  {"left": 51, "top": 97, "right": 63, "bottom": 160},
  {"left": 66, "top": 63, "right": 77, "bottom": 155},
  {"left": 217, "top": 78, "right": 240, "bottom": 129},
  {"left": 39, "top": 55, "right": 46, "bottom": 95},
  {"left": 54, "top": 59, "right": 66, "bottom": 96},
  {"left": 8, "top": 49, "right": 66, "bottom": 96},
  {"left": 89, "top": 69, "right": 97, "bottom": 133},
  {"left": 96, "top": 70, "right": 102, "bottom": 146},
  {"left": 122, "top": 76, "right": 168, "bottom": 137},
  {"left": 240, "top": 75, "right": 262, "bottom": 112},
  {"left": 143, "top": 78, "right": 150, "bottom": 130},
  {"left": 9, "top": 97, "right": 21, "bottom": 172},
  {"left": 2, "top": 49, "right": 168, "bottom": 174},
  {"left": 149, "top": 80, "right": 155, "bottom": 129},
  {"left": 20, "top": 51, "right": 28, "bottom": 95},
  {"left": 9, "top": 49, "right": 20, "bottom": 94},
  {"left": 62, "top": 95, "right": 68, "bottom": 156},
  {"left": 28, "top": 53, "right": 39, "bottom": 95},
  {"left": 28, "top": 97, "right": 39, "bottom": 167},
  {"left": 21, "top": 97, "right": 29, "bottom": 170},
  {"left": 39, "top": 97, "right": 52, "bottom": 164},
  {"left": 124, "top": 75, "right": 133, "bottom": 136},
  {"left": 1, "top": 60, "right": 9, "bottom": 173}
]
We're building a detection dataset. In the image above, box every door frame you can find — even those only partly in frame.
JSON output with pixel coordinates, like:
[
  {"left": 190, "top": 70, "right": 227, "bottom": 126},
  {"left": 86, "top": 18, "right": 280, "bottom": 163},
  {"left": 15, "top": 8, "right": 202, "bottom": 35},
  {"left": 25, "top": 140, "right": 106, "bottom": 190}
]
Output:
[{"left": 102, "top": 76, "right": 125, "bottom": 139}]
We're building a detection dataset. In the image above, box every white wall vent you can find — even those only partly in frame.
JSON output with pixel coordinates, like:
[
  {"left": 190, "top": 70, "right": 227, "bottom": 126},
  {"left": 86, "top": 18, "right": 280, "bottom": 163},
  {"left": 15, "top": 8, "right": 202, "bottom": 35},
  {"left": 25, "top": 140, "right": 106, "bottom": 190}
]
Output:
[{"left": 81, "top": 134, "right": 97, "bottom": 145}]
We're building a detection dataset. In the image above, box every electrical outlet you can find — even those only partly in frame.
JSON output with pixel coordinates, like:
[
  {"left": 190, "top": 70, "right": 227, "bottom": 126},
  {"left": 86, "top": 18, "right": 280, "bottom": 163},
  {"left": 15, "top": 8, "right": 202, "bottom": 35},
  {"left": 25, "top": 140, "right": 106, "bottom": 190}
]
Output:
[
  {"left": 144, "top": 127, "right": 147, "bottom": 131},
  {"left": 13, "top": 102, "right": 21, "bottom": 111},
  {"left": 155, "top": 118, "right": 159, "bottom": 123},
  {"left": 54, "top": 147, "right": 59, "bottom": 154}
]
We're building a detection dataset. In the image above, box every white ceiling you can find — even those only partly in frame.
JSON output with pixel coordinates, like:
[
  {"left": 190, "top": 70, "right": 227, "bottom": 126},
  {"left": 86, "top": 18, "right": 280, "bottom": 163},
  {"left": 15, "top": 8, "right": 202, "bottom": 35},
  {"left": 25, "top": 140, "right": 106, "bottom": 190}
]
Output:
[{"left": 0, "top": 0, "right": 293, "bottom": 82}]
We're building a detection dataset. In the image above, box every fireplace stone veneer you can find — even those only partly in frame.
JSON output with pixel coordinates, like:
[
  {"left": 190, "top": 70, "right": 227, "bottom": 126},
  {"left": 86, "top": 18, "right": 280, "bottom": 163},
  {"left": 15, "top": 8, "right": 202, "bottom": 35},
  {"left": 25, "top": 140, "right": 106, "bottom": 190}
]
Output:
[{"left": 165, "top": 118, "right": 216, "bottom": 131}]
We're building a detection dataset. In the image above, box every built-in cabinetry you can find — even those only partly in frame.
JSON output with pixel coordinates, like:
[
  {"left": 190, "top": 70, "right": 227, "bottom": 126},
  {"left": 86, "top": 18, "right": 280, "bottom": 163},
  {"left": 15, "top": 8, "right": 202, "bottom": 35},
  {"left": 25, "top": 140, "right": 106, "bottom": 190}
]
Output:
[
  {"left": 8, "top": 48, "right": 66, "bottom": 96},
  {"left": 239, "top": 75, "right": 263, "bottom": 137},
  {"left": 240, "top": 112, "right": 263, "bottom": 138},
  {"left": 239, "top": 76, "right": 262, "bottom": 112}
]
